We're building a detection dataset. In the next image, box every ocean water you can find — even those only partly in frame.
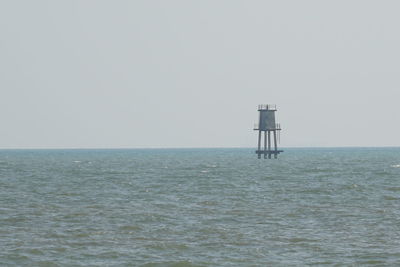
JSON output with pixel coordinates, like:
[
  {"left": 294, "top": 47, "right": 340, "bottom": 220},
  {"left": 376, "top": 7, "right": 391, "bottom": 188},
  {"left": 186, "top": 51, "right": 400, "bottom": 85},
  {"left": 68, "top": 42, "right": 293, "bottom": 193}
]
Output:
[{"left": 1, "top": 148, "right": 400, "bottom": 266}]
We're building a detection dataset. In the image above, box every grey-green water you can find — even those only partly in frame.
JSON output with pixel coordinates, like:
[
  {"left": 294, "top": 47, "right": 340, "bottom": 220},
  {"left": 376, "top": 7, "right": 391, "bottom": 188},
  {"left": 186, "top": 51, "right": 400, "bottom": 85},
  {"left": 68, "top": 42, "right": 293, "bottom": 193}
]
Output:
[{"left": 1, "top": 148, "right": 400, "bottom": 266}]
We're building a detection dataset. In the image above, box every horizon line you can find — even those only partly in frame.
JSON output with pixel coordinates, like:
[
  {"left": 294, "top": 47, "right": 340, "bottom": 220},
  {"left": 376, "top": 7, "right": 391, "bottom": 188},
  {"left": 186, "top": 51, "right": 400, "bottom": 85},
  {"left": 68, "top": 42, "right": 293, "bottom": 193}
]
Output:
[{"left": 0, "top": 145, "right": 399, "bottom": 150}]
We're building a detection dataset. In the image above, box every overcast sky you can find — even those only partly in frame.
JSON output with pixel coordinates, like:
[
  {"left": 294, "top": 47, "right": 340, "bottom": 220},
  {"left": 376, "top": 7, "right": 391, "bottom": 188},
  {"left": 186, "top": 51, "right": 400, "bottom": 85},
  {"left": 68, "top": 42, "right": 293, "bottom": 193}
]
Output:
[{"left": 1, "top": 1, "right": 399, "bottom": 148}]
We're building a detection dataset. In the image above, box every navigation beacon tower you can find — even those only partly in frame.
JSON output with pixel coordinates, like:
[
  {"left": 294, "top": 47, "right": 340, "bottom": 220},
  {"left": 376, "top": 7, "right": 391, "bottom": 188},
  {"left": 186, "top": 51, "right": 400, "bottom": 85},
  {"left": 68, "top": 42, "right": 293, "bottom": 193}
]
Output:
[{"left": 254, "top": 104, "right": 282, "bottom": 159}]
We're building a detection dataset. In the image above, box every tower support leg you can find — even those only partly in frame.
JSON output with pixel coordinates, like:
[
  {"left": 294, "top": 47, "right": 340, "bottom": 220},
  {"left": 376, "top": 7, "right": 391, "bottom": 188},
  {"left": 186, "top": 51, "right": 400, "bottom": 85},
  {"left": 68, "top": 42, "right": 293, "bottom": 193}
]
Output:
[
  {"left": 264, "top": 131, "right": 267, "bottom": 159},
  {"left": 273, "top": 130, "right": 278, "bottom": 159},
  {"left": 257, "top": 130, "right": 261, "bottom": 159},
  {"left": 268, "top": 131, "right": 271, "bottom": 159}
]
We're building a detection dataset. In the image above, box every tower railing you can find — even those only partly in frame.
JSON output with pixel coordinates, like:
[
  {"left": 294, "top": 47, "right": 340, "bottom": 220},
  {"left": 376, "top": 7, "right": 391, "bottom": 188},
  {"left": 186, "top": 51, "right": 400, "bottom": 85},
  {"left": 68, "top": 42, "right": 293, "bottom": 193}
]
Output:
[
  {"left": 253, "top": 123, "right": 282, "bottom": 130},
  {"left": 258, "top": 104, "right": 276, "bottom": 111}
]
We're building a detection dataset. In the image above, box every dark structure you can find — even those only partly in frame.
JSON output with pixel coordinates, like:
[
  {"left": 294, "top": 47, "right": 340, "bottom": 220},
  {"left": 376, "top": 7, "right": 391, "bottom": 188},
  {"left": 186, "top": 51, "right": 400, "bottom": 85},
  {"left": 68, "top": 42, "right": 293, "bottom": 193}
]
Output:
[{"left": 254, "top": 104, "right": 283, "bottom": 159}]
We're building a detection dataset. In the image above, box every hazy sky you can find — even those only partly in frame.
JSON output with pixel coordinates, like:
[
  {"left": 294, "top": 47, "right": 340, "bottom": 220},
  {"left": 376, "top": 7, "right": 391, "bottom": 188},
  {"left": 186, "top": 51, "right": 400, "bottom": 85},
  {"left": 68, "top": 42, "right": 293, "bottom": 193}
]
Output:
[{"left": 1, "top": 1, "right": 399, "bottom": 148}]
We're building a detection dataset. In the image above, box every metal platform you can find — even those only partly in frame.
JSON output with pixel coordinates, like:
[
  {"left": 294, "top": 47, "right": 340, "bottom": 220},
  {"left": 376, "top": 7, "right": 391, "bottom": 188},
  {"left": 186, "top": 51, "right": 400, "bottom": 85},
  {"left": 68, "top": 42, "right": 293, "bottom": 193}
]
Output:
[{"left": 254, "top": 123, "right": 281, "bottom": 131}]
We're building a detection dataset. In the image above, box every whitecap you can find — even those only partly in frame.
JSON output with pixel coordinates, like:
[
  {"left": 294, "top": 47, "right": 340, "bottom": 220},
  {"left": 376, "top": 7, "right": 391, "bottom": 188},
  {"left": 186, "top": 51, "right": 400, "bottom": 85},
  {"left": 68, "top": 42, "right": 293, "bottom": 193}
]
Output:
[{"left": 391, "top": 164, "right": 400, "bottom": 168}]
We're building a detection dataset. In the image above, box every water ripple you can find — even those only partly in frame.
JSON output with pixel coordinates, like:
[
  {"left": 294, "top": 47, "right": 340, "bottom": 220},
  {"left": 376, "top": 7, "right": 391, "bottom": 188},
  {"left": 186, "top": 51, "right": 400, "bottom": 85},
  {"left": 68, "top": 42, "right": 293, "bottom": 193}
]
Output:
[{"left": 1, "top": 148, "right": 400, "bottom": 265}]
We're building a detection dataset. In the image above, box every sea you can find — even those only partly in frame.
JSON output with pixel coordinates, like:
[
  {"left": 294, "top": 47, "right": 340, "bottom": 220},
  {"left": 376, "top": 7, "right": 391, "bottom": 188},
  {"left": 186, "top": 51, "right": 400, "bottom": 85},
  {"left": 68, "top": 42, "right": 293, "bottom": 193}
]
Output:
[{"left": 1, "top": 147, "right": 400, "bottom": 266}]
